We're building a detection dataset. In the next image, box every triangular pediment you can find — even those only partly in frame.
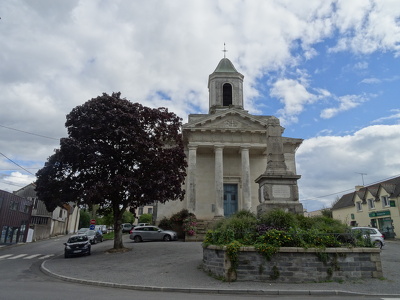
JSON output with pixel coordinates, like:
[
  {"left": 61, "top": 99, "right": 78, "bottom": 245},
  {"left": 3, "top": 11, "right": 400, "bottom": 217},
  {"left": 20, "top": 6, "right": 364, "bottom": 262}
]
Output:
[{"left": 183, "top": 108, "right": 276, "bottom": 131}]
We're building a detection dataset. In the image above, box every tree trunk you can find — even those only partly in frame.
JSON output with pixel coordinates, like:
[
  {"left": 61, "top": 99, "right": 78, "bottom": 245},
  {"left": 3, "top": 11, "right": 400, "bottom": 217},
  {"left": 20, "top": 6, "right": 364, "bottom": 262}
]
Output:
[{"left": 113, "top": 206, "right": 124, "bottom": 249}]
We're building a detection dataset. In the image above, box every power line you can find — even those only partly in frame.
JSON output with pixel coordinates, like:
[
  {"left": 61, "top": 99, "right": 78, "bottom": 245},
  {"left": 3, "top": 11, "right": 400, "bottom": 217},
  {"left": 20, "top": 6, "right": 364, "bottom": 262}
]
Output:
[
  {"left": 0, "top": 152, "right": 35, "bottom": 176},
  {"left": 0, "top": 124, "right": 59, "bottom": 140},
  {"left": 0, "top": 168, "right": 39, "bottom": 171},
  {"left": 299, "top": 174, "right": 400, "bottom": 202},
  {"left": 0, "top": 179, "right": 26, "bottom": 188}
]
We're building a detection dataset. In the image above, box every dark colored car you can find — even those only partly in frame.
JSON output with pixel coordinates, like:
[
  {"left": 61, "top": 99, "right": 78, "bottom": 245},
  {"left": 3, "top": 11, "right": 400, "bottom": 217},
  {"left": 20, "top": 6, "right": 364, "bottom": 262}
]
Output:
[
  {"left": 85, "top": 229, "right": 103, "bottom": 244},
  {"left": 129, "top": 226, "right": 178, "bottom": 242},
  {"left": 64, "top": 235, "right": 91, "bottom": 258}
]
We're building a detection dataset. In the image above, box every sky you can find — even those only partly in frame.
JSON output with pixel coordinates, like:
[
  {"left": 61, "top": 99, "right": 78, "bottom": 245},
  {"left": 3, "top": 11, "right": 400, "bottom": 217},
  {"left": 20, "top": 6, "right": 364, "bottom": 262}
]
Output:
[{"left": 1, "top": 0, "right": 399, "bottom": 212}]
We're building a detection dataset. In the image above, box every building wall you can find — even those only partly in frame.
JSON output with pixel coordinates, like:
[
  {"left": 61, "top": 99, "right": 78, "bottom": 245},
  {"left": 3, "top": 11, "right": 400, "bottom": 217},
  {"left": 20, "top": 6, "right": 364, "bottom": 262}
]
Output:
[
  {"left": 333, "top": 187, "right": 400, "bottom": 238},
  {"left": 0, "top": 190, "right": 32, "bottom": 244}
]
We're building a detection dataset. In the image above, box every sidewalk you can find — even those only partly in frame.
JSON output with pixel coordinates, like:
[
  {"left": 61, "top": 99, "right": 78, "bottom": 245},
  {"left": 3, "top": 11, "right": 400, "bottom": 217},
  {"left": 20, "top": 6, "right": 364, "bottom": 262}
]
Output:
[{"left": 41, "top": 236, "right": 400, "bottom": 296}]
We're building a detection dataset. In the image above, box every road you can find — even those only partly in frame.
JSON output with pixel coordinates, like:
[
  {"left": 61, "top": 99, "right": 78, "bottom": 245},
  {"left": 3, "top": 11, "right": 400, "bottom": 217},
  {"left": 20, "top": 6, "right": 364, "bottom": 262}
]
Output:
[{"left": 0, "top": 236, "right": 399, "bottom": 300}]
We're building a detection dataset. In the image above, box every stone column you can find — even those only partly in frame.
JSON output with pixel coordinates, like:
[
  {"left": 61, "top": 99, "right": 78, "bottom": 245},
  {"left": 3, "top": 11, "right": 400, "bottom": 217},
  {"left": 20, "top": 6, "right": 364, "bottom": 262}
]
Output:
[
  {"left": 187, "top": 144, "right": 197, "bottom": 213},
  {"left": 241, "top": 146, "right": 252, "bottom": 211},
  {"left": 214, "top": 145, "right": 224, "bottom": 217}
]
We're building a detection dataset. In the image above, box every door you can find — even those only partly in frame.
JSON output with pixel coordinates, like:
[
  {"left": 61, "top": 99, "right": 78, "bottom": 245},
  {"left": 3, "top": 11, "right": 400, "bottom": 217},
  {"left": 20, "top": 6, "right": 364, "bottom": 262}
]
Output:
[{"left": 224, "top": 184, "right": 238, "bottom": 217}]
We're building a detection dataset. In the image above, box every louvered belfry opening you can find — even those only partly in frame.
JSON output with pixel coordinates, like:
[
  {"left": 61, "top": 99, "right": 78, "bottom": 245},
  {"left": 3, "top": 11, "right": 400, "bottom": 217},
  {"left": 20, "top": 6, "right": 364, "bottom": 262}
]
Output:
[{"left": 222, "top": 83, "right": 232, "bottom": 106}]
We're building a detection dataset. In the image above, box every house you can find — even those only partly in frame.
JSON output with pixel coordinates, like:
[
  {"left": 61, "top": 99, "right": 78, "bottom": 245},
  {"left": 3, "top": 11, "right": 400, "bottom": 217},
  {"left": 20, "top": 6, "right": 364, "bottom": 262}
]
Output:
[
  {"left": 13, "top": 184, "right": 80, "bottom": 241},
  {"left": 156, "top": 56, "right": 303, "bottom": 222},
  {"left": 134, "top": 203, "right": 155, "bottom": 225},
  {"left": 0, "top": 189, "right": 32, "bottom": 244},
  {"left": 332, "top": 176, "right": 400, "bottom": 238}
]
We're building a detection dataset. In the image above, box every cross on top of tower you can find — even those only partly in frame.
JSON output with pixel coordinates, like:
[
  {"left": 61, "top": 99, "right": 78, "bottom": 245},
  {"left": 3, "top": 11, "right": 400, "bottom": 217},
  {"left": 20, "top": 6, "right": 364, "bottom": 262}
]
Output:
[{"left": 222, "top": 43, "right": 228, "bottom": 58}]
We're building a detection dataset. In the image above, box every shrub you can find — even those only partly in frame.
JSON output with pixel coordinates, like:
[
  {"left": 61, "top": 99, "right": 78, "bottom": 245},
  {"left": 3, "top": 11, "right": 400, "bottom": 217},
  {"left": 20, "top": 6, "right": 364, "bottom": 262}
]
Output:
[
  {"left": 213, "top": 210, "right": 258, "bottom": 244},
  {"left": 258, "top": 209, "right": 298, "bottom": 230},
  {"left": 158, "top": 217, "right": 173, "bottom": 230},
  {"left": 138, "top": 213, "right": 152, "bottom": 224},
  {"left": 170, "top": 209, "right": 194, "bottom": 223}
]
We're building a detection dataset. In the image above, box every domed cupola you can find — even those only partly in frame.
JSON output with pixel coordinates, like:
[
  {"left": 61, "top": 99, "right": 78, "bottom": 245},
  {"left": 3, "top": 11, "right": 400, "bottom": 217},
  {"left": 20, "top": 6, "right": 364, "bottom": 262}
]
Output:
[{"left": 208, "top": 57, "right": 244, "bottom": 114}]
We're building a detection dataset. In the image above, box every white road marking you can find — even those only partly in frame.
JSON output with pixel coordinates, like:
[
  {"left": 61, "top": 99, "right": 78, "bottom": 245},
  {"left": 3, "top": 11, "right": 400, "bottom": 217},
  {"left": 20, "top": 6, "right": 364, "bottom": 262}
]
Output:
[
  {"left": 38, "top": 254, "right": 54, "bottom": 260},
  {"left": 0, "top": 254, "right": 55, "bottom": 260},
  {"left": 23, "top": 254, "right": 42, "bottom": 259},
  {"left": 8, "top": 254, "right": 27, "bottom": 259}
]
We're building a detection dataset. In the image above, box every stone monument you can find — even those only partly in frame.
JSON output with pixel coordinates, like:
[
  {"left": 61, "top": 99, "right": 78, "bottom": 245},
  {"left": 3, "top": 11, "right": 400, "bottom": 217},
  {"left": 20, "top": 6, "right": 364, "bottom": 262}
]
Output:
[{"left": 255, "top": 117, "right": 303, "bottom": 216}]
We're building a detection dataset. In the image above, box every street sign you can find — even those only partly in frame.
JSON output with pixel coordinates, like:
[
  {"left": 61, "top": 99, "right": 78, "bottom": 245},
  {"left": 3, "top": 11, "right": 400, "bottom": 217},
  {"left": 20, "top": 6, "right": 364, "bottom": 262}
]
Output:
[
  {"left": 89, "top": 224, "right": 95, "bottom": 230},
  {"left": 90, "top": 219, "right": 96, "bottom": 225}
]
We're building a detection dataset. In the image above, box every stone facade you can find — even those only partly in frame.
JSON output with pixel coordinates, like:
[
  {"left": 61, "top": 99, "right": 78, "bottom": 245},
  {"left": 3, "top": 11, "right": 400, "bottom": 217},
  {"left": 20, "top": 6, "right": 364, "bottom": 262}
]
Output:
[
  {"left": 156, "top": 57, "right": 302, "bottom": 221},
  {"left": 203, "top": 245, "right": 383, "bottom": 282}
]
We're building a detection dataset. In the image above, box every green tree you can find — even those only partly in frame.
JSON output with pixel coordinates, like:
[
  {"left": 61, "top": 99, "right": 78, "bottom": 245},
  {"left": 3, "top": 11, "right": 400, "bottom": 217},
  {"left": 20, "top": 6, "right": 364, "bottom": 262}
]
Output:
[
  {"left": 35, "top": 92, "right": 187, "bottom": 249},
  {"left": 138, "top": 213, "right": 152, "bottom": 224},
  {"left": 79, "top": 209, "right": 90, "bottom": 228}
]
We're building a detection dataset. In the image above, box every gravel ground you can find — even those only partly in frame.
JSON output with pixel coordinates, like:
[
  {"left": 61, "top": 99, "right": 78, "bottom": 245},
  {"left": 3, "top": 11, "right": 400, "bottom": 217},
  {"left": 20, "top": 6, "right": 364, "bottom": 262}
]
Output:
[{"left": 42, "top": 236, "right": 400, "bottom": 296}]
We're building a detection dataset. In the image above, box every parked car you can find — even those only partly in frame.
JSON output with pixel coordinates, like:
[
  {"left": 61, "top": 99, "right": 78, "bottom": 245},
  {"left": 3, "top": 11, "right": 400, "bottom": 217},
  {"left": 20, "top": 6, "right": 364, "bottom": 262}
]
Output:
[
  {"left": 130, "top": 226, "right": 178, "bottom": 242},
  {"left": 64, "top": 235, "right": 91, "bottom": 258},
  {"left": 137, "top": 223, "right": 150, "bottom": 227},
  {"left": 77, "top": 227, "right": 89, "bottom": 234},
  {"left": 85, "top": 229, "right": 103, "bottom": 244},
  {"left": 95, "top": 225, "right": 108, "bottom": 234},
  {"left": 351, "top": 227, "right": 385, "bottom": 249},
  {"left": 122, "top": 223, "right": 133, "bottom": 233}
]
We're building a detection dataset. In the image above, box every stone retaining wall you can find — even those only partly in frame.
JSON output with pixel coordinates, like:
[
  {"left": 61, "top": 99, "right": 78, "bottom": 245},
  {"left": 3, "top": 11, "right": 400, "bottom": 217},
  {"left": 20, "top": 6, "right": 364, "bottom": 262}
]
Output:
[{"left": 203, "top": 245, "right": 382, "bottom": 282}]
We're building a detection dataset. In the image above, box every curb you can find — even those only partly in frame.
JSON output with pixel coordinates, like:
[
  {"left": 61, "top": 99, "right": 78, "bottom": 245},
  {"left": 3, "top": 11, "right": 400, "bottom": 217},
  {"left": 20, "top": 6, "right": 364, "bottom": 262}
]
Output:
[{"left": 40, "top": 259, "right": 389, "bottom": 296}]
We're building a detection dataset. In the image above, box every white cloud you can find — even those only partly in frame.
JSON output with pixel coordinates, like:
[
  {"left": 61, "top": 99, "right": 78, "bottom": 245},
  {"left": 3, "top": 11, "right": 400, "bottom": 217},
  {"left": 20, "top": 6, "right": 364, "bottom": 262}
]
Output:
[
  {"left": 361, "top": 78, "right": 382, "bottom": 84},
  {"left": 297, "top": 124, "right": 400, "bottom": 211},
  {"left": 372, "top": 109, "right": 400, "bottom": 124},
  {"left": 320, "top": 94, "right": 368, "bottom": 119},
  {"left": 330, "top": 0, "right": 400, "bottom": 55},
  {"left": 0, "top": 172, "right": 35, "bottom": 192},
  {"left": 270, "top": 78, "right": 331, "bottom": 125}
]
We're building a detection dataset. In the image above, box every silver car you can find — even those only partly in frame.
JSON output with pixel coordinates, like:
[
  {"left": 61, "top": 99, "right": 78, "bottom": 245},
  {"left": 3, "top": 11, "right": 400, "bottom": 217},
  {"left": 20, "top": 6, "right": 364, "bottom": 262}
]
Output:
[
  {"left": 351, "top": 227, "right": 385, "bottom": 249},
  {"left": 130, "top": 226, "right": 178, "bottom": 242}
]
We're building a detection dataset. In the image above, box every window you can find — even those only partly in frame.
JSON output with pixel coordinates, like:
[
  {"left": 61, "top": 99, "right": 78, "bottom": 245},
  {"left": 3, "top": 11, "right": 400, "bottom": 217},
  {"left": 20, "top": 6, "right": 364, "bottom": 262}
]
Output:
[
  {"left": 138, "top": 207, "right": 143, "bottom": 215},
  {"left": 23, "top": 204, "right": 30, "bottom": 214},
  {"left": 368, "top": 198, "right": 375, "bottom": 209},
  {"left": 356, "top": 202, "right": 362, "bottom": 211},
  {"left": 382, "top": 196, "right": 390, "bottom": 207},
  {"left": 147, "top": 207, "right": 153, "bottom": 214},
  {"left": 9, "top": 201, "right": 18, "bottom": 211},
  {"left": 222, "top": 83, "right": 232, "bottom": 106}
]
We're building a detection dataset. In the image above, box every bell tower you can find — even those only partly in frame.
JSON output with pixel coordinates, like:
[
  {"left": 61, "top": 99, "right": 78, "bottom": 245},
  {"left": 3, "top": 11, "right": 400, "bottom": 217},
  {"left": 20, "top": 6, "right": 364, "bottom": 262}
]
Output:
[{"left": 208, "top": 57, "right": 244, "bottom": 114}]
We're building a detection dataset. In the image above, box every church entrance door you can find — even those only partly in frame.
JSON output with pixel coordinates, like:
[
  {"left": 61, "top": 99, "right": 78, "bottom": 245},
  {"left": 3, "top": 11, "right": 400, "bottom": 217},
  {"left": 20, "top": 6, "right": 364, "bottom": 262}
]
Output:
[{"left": 224, "top": 184, "right": 238, "bottom": 217}]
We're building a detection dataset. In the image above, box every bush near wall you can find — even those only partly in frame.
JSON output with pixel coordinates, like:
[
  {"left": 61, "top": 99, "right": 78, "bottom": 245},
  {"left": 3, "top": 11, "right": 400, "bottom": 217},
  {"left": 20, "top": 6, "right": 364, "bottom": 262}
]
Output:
[{"left": 159, "top": 209, "right": 195, "bottom": 239}]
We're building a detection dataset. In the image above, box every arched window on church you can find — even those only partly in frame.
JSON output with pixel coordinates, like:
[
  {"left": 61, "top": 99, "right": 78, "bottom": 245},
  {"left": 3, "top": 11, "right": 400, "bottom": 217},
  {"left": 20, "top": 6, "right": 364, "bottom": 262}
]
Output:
[{"left": 222, "top": 83, "right": 232, "bottom": 106}]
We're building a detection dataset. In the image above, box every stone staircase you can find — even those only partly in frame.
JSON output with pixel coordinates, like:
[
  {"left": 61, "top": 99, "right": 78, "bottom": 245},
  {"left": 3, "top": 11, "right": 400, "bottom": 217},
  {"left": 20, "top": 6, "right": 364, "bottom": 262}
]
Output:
[{"left": 185, "top": 220, "right": 214, "bottom": 242}]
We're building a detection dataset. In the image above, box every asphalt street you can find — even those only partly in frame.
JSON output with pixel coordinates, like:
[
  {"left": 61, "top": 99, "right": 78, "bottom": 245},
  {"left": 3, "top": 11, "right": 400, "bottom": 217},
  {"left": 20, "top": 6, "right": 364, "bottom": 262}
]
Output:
[{"left": 38, "top": 235, "right": 400, "bottom": 297}]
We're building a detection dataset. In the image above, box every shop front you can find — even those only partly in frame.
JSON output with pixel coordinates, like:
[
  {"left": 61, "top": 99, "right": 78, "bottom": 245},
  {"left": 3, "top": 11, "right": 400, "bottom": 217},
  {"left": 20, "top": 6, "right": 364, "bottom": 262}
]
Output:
[{"left": 370, "top": 210, "right": 396, "bottom": 239}]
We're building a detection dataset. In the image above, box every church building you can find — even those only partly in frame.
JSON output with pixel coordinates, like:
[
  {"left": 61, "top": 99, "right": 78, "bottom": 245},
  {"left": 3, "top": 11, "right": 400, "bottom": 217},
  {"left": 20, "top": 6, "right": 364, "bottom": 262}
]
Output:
[{"left": 156, "top": 57, "right": 303, "bottom": 222}]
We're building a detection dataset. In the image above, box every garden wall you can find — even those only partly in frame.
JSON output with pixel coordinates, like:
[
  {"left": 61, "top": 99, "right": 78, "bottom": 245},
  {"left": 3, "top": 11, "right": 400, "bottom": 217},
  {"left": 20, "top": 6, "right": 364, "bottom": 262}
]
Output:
[{"left": 203, "top": 245, "right": 382, "bottom": 282}]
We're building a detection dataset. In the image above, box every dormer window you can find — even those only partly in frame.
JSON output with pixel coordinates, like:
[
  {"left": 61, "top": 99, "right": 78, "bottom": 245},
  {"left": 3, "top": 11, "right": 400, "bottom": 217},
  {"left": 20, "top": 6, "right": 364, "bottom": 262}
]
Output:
[
  {"left": 381, "top": 195, "right": 390, "bottom": 207},
  {"left": 368, "top": 198, "right": 375, "bottom": 210},
  {"left": 222, "top": 83, "right": 232, "bottom": 106}
]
